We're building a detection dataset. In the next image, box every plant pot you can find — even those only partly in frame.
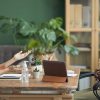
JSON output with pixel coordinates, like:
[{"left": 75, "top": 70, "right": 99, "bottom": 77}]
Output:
[
  {"left": 33, "top": 71, "right": 40, "bottom": 79},
  {"left": 32, "top": 65, "right": 43, "bottom": 72},
  {"left": 37, "top": 53, "right": 57, "bottom": 61}
]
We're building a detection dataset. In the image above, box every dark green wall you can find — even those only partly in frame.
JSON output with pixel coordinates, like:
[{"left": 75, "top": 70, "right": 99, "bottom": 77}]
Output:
[{"left": 0, "top": 0, "right": 65, "bottom": 45}]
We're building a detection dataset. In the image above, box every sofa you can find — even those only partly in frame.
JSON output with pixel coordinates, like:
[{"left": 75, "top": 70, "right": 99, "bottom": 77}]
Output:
[{"left": 0, "top": 45, "right": 23, "bottom": 64}]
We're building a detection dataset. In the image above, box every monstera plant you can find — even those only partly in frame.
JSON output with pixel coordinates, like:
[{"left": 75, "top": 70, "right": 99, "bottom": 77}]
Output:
[
  {"left": 25, "top": 17, "right": 79, "bottom": 57},
  {"left": 0, "top": 16, "right": 79, "bottom": 60},
  {"left": 0, "top": 16, "right": 36, "bottom": 45}
]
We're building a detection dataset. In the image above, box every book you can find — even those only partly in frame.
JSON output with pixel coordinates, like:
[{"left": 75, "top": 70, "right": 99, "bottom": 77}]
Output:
[
  {"left": 70, "top": 4, "right": 75, "bottom": 28},
  {"left": 82, "top": 6, "right": 91, "bottom": 27},
  {"left": 74, "top": 4, "right": 82, "bottom": 28}
]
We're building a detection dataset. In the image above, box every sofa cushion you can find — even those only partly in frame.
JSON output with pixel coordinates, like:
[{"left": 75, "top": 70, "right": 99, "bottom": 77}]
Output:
[{"left": 0, "top": 45, "right": 23, "bottom": 64}]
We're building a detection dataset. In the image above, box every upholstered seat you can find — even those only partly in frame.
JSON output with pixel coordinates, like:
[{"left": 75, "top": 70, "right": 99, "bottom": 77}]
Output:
[
  {"left": 74, "top": 70, "right": 100, "bottom": 100},
  {"left": 0, "top": 45, "right": 23, "bottom": 64}
]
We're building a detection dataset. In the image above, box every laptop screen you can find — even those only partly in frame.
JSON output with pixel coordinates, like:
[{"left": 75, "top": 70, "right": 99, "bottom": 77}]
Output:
[{"left": 42, "top": 60, "right": 67, "bottom": 77}]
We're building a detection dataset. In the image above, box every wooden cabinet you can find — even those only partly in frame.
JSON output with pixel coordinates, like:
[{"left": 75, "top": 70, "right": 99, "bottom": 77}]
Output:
[
  {"left": 95, "top": 0, "right": 100, "bottom": 69},
  {"left": 65, "top": 0, "right": 97, "bottom": 73}
]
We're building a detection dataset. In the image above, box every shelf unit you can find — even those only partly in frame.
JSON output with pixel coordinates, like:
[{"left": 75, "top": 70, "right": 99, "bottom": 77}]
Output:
[
  {"left": 95, "top": 0, "right": 100, "bottom": 69},
  {"left": 65, "top": 0, "right": 96, "bottom": 73}
]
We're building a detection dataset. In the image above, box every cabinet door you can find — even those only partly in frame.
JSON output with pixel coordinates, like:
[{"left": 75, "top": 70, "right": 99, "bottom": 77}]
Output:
[
  {"left": 94, "top": 0, "right": 100, "bottom": 69},
  {"left": 65, "top": 0, "right": 95, "bottom": 72},
  {"left": 70, "top": 32, "right": 91, "bottom": 71},
  {"left": 68, "top": 0, "right": 93, "bottom": 29},
  {"left": 97, "top": 0, "right": 100, "bottom": 69}
]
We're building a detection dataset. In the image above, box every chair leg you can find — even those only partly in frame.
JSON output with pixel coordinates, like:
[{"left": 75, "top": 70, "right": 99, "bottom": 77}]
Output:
[{"left": 93, "top": 81, "right": 100, "bottom": 100}]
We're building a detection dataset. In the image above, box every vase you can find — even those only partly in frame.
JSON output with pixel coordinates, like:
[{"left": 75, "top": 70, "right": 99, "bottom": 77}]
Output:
[{"left": 37, "top": 53, "right": 57, "bottom": 61}]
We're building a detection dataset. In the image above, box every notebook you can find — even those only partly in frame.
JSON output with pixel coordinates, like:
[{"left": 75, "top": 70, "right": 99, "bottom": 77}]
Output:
[{"left": 42, "top": 60, "right": 68, "bottom": 83}]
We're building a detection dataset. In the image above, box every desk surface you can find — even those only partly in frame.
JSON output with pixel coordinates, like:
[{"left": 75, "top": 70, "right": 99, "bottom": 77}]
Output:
[
  {"left": 0, "top": 68, "right": 80, "bottom": 100},
  {"left": 0, "top": 68, "right": 80, "bottom": 90}
]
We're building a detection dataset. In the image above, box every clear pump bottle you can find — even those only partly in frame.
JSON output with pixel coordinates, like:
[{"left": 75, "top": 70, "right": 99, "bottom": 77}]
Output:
[{"left": 21, "top": 61, "right": 29, "bottom": 84}]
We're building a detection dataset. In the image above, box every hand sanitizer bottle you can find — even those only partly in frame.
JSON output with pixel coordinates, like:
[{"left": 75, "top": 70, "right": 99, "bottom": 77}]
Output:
[{"left": 21, "top": 61, "right": 29, "bottom": 85}]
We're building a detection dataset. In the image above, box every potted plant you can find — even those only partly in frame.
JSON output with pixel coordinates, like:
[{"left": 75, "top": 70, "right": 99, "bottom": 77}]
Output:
[
  {"left": 25, "top": 17, "right": 79, "bottom": 60},
  {"left": 33, "top": 67, "right": 40, "bottom": 79},
  {"left": 0, "top": 16, "right": 79, "bottom": 60},
  {"left": 34, "top": 58, "right": 43, "bottom": 72},
  {"left": 32, "top": 58, "right": 41, "bottom": 79},
  {"left": 0, "top": 16, "right": 36, "bottom": 45}
]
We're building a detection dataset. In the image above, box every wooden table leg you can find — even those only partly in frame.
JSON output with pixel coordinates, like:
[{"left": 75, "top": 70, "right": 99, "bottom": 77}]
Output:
[
  {"left": 62, "top": 93, "right": 74, "bottom": 100},
  {"left": 53, "top": 96, "right": 62, "bottom": 100}
]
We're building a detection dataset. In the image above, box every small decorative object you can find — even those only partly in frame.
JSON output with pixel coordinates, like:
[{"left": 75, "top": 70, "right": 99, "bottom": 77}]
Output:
[
  {"left": 34, "top": 57, "right": 43, "bottom": 72},
  {"left": 33, "top": 67, "right": 40, "bottom": 79},
  {"left": 32, "top": 58, "right": 42, "bottom": 79}
]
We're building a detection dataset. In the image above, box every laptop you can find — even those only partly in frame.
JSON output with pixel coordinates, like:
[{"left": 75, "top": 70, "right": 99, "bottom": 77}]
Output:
[{"left": 42, "top": 60, "right": 68, "bottom": 83}]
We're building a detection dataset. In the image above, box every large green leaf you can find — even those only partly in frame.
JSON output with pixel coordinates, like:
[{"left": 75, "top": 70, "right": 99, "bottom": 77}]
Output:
[
  {"left": 49, "top": 17, "right": 63, "bottom": 29},
  {"left": 64, "top": 45, "right": 71, "bottom": 53},
  {"left": 64, "top": 45, "right": 79, "bottom": 55},
  {"left": 27, "top": 39, "right": 40, "bottom": 50},
  {"left": 46, "top": 31, "right": 56, "bottom": 41},
  {"left": 70, "top": 46, "right": 79, "bottom": 55},
  {"left": 19, "top": 21, "right": 37, "bottom": 36},
  {"left": 39, "top": 28, "right": 56, "bottom": 42}
]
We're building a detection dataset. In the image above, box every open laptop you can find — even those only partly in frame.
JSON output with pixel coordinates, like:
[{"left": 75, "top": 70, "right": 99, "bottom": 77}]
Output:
[{"left": 42, "top": 60, "right": 68, "bottom": 83}]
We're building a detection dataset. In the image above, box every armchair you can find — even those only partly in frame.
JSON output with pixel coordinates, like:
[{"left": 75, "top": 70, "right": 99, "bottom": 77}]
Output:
[
  {"left": 93, "top": 69, "right": 100, "bottom": 99},
  {"left": 75, "top": 70, "right": 100, "bottom": 100}
]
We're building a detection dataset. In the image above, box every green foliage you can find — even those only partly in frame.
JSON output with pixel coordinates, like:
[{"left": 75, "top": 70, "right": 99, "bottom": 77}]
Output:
[
  {"left": 33, "top": 67, "right": 39, "bottom": 72},
  {"left": 0, "top": 16, "right": 36, "bottom": 45},
  {"left": 25, "top": 17, "right": 79, "bottom": 55},
  {"left": 35, "top": 58, "right": 41, "bottom": 65},
  {"left": 0, "top": 16, "right": 79, "bottom": 55}
]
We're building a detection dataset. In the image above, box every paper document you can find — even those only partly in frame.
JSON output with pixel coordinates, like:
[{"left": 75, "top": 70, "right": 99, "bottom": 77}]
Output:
[
  {"left": 0, "top": 74, "right": 22, "bottom": 79},
  {"left": 67, "top": 70, "right": 75, "bottom": 74},
  {"left": 67, "top": 73, "right": 77, "bottom": 77},
  {"left": 67, "top": 70, "right": 77, "bottom": 77}
]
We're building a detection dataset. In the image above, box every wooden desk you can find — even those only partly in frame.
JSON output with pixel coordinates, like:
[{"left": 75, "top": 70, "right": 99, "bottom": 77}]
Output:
[{"left": 0, "top": 68, "right": 80, "bottom": 100}]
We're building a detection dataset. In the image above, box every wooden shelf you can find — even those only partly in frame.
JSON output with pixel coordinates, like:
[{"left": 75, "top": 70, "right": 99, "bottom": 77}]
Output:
[
  {"left": 81, "top": 68, "right": 91, "bottom": 72},
  {"left": 65, "top": 0, "right": 100, "bottom": 89},
  {"left": 70, "top": 28, "right": 92, "bottom": 32},
  {"left": 70, "top": 65, "right": 91, "bottom": 72},
  {"left": 65, "top": 0, "right": 99, "bottom": 76},
  {"left": 78, "top": 47, "right": 91, "bottom": 52},
  {"left": 65, "top": 0, "right": 95, "bottom": 72}
]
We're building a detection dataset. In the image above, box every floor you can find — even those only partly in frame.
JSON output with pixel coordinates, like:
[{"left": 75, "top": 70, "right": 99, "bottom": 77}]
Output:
[{"left": 74, "top": 89, "right": 97, "bottom": 100}]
